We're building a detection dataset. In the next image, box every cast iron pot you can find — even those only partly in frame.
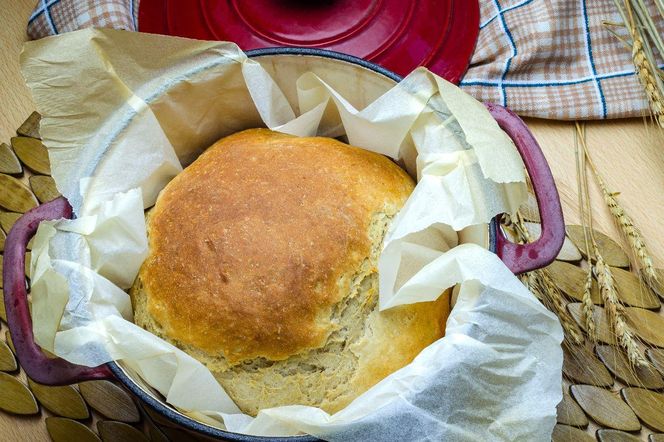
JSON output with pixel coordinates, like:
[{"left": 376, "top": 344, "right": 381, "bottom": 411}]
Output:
[{"left": 4, "top": 48, "right": 565, "bottom": 442}]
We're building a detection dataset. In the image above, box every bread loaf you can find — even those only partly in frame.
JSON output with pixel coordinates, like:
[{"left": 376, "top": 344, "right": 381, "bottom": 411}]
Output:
[{"left": 130, "top": 129, "right": 449, "bottom": 415}]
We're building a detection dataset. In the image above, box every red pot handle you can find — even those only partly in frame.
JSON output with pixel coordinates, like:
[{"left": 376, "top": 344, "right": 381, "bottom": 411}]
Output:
[
  {"left": 3, "top": 197, "right": 112, "bottom": 385},
  {"left": 485, "top": 103, "right": 565, "bottom": 274}
]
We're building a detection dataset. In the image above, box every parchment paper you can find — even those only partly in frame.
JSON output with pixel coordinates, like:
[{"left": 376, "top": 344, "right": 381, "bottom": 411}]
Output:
[{"left": 21, "top": 28, "right": 563, "bottom": 441}]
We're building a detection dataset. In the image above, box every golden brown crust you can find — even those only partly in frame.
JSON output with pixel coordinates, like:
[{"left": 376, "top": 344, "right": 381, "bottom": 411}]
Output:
[
  {"left": 132, "top": 129, "right": 450, "bottom": 415},
  {"left": 136, "top": 129, "right": 416, "bottom": 363}
]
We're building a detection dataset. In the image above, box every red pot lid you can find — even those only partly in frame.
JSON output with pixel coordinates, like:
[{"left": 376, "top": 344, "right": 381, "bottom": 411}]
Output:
[{"left": 138, "top": 0, "right": 479, "bottom": 84}]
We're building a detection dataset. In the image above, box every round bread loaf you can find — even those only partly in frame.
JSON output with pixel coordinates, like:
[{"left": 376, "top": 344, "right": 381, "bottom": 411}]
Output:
[{"left": 131, "top": 128, "right": 449, "bottom": 416}]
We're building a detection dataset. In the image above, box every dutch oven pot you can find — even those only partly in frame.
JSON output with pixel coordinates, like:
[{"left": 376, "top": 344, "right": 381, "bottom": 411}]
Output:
[{"left": 4, "top": 48, "right": 565, "bottom": 442}]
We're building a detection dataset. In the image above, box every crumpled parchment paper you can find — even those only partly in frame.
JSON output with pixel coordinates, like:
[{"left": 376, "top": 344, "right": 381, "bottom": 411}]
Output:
[{"left": 21, "top": 28, "right": 563, "bottom": 441}]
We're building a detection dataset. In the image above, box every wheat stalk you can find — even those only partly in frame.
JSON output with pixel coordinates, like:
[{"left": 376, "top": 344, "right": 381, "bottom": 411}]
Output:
[
  {"left": 597, "top": 177, "right": 658, "bottom": 282},
  {"left": 525, "top": 268, "right": 584, "bottom": 345},
  {"left": 576, "top": 122, "right": 659, "bottom": 286},
  {"left": 593, "top": 244, "right": 649, "bottom": 366},
  {"left": 610, "top": 0, "right": 664, "bottom": 127},
  {"left": 632, "top": 37, "right": 664, "bottom": 125},
  {"left": 581, "top": 268, "right": 597, "bottom": 342},
  {"left": 539, "top": 269, "right": 585, "bottom": 345},
  {"left": 575, "top": 123, "right": 649, "bottom": 366},
  {"left": 574, "top": 128, "right": 598, "bottom": 340},
  {"left": 504, "top": 213, "right": 584, "bottom": 345}
]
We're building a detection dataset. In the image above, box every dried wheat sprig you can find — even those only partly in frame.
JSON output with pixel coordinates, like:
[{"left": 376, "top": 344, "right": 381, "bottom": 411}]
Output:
[
  {"left": 574, "top": 126, "right": 598, "bottom": 341},
  {"left": 655, "top": 0, "right": 664, "bottom": 20},
  {"left": 576, "top": 122, "right": 659, "bottom": 285},
  {"left": 503, "top": 213, "right": 584, "bottom": 344},
  {"left": 503, "top": 212, "right": 531, "bottom": 242},
  {"left": 581, "top": 269, "right": 597, "bottom": 342},
  {"left": 593, "top": 245, "right": 649, "bottom": 366},
  {"left": 631, "top": 36, "right": 664, "bottom": 126},
  {"left": 596, "top": 177, "right": 657, "bottom": 282},
  {"left": 527, "top": 268, "right": 584, "bottom": 345},
  {"left": 630, "top": 0, "right": 664, "bottom": 61},
  {"left": 539, "top": 269, "right": 585, "bottom": 345},
  {"left": 576, "top": 123, "right": 648, "bottom": 365},
  {"left": 610, "top": 0, "right": 664, "bottom": 127}
]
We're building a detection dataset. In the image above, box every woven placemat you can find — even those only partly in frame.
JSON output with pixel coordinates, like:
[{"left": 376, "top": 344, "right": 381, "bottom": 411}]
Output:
[
  {"left": 0, "top": 113, "right": 174, "bottom": 442},
  {"left": 0, "top": 113, "right": 663, "bottom": 441}
]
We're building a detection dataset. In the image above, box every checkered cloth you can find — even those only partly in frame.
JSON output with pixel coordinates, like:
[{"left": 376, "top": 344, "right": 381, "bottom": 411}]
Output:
[
  {"left": 461, "top": 0, "right": 664, "bottom": 119},
  {"left": 27, "top": 0, "right": 663, "bottom": 120},
  {"left": 27, "top": 0, "right": 138, "bottom": 37}
]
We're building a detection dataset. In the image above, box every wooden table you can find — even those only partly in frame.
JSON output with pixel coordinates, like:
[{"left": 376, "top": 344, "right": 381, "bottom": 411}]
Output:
[{"left": 1, "top": 1, "right": 664, "bottom": 440}]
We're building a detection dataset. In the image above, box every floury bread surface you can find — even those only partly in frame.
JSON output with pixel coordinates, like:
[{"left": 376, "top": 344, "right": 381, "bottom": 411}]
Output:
[{"left": 130, "top": 129, "right": 450, "bottom": 415}]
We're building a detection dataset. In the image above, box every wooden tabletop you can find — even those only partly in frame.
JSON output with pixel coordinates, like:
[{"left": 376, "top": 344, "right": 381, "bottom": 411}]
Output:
[{"left": 1, "top": 1, "right": 664, "bottom": 439}]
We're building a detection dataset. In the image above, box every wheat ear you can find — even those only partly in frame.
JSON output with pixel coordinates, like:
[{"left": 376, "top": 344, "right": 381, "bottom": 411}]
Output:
[
  {"left": 581, "top": 268, "right": 597, "bottom": 342},
  {"left": 504, "top": 213, "right": 584, "bottom": 345},
  {"left": 526, "top": 268, "right": 584, "bottom": 345},
  {"left": 597, "top": 177, "right": 658, "bottom": 283},
  {"left": 574, "top": 126, "right": 598, "bottom": 340},
  {"left": 625, "top": 0, "right": 664, "bottom": 126},
  {"left": 594, "top": 245, "right": 648, "bottom": 367},
  {"left": 576, "top": 122, "right": 659, "bottom": 285}
]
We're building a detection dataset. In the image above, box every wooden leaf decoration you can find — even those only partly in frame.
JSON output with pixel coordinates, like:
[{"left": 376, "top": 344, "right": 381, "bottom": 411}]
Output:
[
  {"left": 548, "top": 261, "right": 601, "bottom": 304},
  {"left": 27, "top": 379, "right": 89, "bottom": 419},
  {"left": 568, "top": 303, "right": 616, "bottom": 345},
  {"left": 570, "top": 384, "right": 640, "bottom": 431},
  {"left": 29, "top": 175, "right": 60, "bottom": 203},
  {"left": 648, "top": 268, "right": 664, "bottom": 300},
  {"left": 0, "top": 372, "right": 39, "bottom": 415},
  {"left": 158, "top": 426, "right": 201, "bottom": 442},
  {"left": 558, "top": 240, "right": 583, "bottom": 262},
  {"left": 143, "top": 402, "right": 178, "bottom": 428},
  {"left": 46, "top": 417, "right": 100, "bottom": 442},
  {"left": 10, "top": 136, "right": 50, "bottom": 175},
  {"left": 519, "top": 193, "right": 540, "bottom": 222},
  {"left": 551, "top": 424, "right": 595, "bottom": 442},
  {"left": 596, "top": 344, "right": 664, "bottom": 389},
  {"left": 0, "top": 340, "right": 16, "bottom": 372},
  {"left": 625, "top": 307, "right": 664, "bottom": 347},
  {"left": 650, "top": 434, "right": 664, "bottom": 442},
  {"left": 16, "top": 112, "right": 41, "bottom": 139},
  {"left": 97, "top": 421, "right": 149, "bottom": 442},
  {"left": 140, "top": 403, "right": 173, "bottom": 441},
  {"left": 0, "top": 143, "right": 22, "bottom": 175},
  {"left": 0, "top": 211, "right": 22, "bottom": 234},
  {"left": 621, "top": 388, "right": 664, "bottom": 432},
  {"left": 610, "top": 266, "right": 660, "bottom": 309},
  {"left": 596, "top": 429, "right": 642, "bottom": 442},
  {"left": 648, "top": 348, "right": 664, "bottom": 375},
  {"left": 0, "top": 174, "right": 38, "bottom": 213},
  {"left": 524, "top": 222, "right": 582, "bottom": 261},
  {"left": 557, "top": 390, "right": 588, "bottom": 427},
  {"left": 566, "top": 225, "right": 630, "bottom": 268},
  {"left": 79, "top": 380, "right": 140, "bottom": 423},
  {"left": 0, "top": 227, "right": 6, "bottom": 253},
  {"left": 5, "top": 330, "right": 15, "bottom": 354},
  {"left": 146, "top": 418, "right": 170, "bottom": 442},
  {"left": 0, "top": 290, "right": 5, "bottom": 321},
  {"left": 562, "top": 344, "right": 613, "bottom": 386}
]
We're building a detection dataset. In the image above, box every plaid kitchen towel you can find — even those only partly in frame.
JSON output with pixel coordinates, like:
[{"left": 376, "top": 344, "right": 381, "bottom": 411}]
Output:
[
  {"left": 27, "top": 0, "right": 138, "bottom": 36},
  {"left": 27, "top": 0, "right": 664, "bottom": 120}
]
